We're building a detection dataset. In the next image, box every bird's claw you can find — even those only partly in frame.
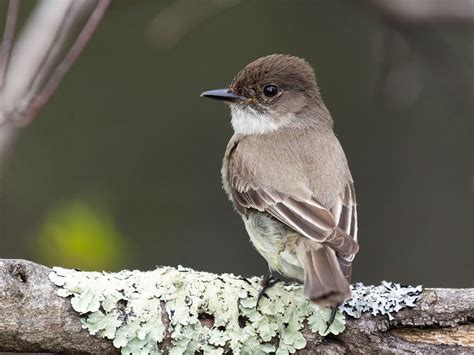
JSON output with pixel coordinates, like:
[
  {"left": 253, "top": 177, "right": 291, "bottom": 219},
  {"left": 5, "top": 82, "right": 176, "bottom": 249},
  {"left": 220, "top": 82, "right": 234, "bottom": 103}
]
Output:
[
  {"left": 256, "top": 273, "right": 281, "bottom": 307},
  {"left": 324, "top": 307, "right": 337, "bottom": 333}
]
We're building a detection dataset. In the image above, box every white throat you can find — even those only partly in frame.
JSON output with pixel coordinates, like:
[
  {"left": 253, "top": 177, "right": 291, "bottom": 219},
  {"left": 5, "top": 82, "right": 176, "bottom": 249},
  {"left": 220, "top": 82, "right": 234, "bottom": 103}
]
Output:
[{"left": 230, "top": 105, "right": 292, "bottom": 135}]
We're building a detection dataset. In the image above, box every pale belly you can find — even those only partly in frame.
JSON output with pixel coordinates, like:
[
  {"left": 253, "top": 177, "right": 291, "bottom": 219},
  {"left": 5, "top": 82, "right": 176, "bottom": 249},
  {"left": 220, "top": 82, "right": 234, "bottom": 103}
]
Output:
[{"left": 243, "top": 210, "right": 305, "bottom": 281}]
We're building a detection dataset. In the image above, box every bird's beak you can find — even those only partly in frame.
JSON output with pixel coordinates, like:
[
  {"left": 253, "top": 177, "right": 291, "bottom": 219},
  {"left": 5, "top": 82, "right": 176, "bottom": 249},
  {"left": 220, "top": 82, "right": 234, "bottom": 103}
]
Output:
[{"left": 200, "top": 88, "right": 245, "bottom": 102}]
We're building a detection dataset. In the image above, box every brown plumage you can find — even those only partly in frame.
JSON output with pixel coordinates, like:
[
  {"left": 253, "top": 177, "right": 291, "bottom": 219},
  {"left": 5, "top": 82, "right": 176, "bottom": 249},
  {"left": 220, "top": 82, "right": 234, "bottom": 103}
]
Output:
[{"left": 202, "top": 54, "right": 359, "bottom": 307}]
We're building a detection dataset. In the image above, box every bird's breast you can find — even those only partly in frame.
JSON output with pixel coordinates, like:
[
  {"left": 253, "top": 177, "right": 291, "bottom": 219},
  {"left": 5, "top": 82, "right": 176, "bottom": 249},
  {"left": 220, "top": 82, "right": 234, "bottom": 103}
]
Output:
[{"left": 243, "top": 210, "right": 305, "bottom": 281}]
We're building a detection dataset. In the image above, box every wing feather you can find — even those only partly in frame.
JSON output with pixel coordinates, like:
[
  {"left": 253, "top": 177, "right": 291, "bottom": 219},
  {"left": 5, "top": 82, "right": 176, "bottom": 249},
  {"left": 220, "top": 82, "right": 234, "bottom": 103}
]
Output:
[
  {"left": 224, "top": 137, "right": 358, "bottom": 258},
  {"left": 233, "top": 179, "right": 358, "bottom": 257}
]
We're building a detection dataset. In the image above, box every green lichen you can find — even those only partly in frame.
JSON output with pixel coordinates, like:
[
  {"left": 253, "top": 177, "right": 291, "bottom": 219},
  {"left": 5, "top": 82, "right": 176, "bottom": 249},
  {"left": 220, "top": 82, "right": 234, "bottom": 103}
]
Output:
[{"left": 50, "top": 266, "right": 344, "bottom": 354}]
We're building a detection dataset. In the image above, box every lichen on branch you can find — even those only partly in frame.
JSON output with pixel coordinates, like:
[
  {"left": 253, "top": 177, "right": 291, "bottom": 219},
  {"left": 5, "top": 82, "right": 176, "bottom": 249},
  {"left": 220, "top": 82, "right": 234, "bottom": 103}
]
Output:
[{"left": 49, "top": 266, "right": 422, "bottom": 354}]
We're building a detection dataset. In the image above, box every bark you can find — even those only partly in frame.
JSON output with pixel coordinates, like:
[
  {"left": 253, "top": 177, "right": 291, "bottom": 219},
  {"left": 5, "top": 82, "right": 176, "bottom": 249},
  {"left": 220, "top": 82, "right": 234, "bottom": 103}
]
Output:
[{"left": 0, "top": 259, "right": 472, "bottom": 354}]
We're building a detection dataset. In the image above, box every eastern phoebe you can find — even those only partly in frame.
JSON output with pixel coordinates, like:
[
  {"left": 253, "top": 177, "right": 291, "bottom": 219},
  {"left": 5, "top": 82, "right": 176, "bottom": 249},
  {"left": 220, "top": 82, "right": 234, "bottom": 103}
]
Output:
[{"left": 201, "top": 54, "right": 359, "bottom": 308}]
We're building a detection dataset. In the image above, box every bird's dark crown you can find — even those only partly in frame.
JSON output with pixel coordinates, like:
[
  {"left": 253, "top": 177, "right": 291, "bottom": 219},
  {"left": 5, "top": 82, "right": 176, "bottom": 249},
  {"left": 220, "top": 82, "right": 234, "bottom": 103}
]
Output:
[
  {"left": 229, "top": 54, "right": 321, "bottom": 104},
  {"left": 200, "top": 54, "right": 333, "bottom": 133}
]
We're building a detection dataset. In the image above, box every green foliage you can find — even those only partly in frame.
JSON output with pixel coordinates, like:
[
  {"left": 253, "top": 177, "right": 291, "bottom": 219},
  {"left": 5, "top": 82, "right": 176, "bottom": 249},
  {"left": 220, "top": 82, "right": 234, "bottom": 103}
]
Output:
[{"left": 37, "top": 199, "right": 128, "bottom": 270}]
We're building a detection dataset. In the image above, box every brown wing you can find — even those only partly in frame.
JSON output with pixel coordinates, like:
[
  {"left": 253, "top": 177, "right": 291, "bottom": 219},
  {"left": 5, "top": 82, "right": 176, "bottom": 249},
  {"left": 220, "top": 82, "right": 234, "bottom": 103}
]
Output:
[
  {"left": 231, "top": 176, "right": 358, "bottom": 258},
  {"left": 330, "top": 182, "right": 358, "bottom": 244}
]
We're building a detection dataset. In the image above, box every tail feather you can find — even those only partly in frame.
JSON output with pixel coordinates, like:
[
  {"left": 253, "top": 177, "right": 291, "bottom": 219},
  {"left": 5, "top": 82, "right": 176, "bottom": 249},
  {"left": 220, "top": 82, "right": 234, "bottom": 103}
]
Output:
[
  {"left": 296, "top": 239, "right": 351, "bottom": 307},
  {"left": 337, "top": 256, "right": 352, "bottom": 283}
]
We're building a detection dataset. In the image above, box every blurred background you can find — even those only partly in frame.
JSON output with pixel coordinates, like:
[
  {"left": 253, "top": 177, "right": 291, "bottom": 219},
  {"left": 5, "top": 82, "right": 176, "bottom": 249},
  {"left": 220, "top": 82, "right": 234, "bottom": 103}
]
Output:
[{"left": 0, "top": 0, "right": 472, "bottom": 287}]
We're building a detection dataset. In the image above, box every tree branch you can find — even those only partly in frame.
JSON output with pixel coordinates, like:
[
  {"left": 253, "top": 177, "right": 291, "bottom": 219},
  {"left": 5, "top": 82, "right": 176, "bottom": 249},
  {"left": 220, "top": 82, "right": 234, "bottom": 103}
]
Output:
[
  {"left": 0, "top": 0, "right": 110, "bottom": 175},
  {"left": 0, "top": 0, "right": 20, "bottom": 93},
  {"left": 0, "top": 0, "right": 111, "bottom": 127},
  {"left": 15, "top": 0, "right": 111, "bottom": 126},
  {"left": 0, "top": 259, "right": 472, "bottom": 354}
]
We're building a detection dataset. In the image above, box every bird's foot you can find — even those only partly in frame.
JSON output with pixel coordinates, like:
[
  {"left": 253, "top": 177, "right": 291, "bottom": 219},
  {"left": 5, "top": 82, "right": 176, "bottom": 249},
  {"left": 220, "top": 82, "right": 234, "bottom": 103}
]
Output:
[
  {"left": 257, "top": 273, "right": 281, "bottom": 307},
  {"left": 324, "top": 307, "right": 338, "bottom": 333}
]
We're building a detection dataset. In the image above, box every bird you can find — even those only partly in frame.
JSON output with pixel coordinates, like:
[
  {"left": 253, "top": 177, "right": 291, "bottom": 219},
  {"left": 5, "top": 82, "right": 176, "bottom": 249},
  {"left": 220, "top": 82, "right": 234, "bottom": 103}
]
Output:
[{"left": 201, "top": 54, "right": 359, "bottom": 311}]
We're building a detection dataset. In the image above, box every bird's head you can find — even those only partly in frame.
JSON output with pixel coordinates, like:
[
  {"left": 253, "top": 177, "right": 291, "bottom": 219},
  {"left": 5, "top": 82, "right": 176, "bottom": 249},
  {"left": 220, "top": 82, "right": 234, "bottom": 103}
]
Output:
[{"left": 201, "top": 54, "right": 331, "bottom": 135}]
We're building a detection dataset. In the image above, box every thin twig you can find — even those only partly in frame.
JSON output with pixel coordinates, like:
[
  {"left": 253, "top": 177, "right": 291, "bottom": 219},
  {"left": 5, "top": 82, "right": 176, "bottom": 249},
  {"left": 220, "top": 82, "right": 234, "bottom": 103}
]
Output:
[
  {"left": 0, "top": 0, "right": 20, "bottom": 123},
  {"left": 17, "top": 1, "right": 76, "bottom": 117},
  {"left": 0, "top": 0, "right": 20, "bottom": 90},
  {"left": 17, "top": 0, "right": 111, "bottom": 125}
]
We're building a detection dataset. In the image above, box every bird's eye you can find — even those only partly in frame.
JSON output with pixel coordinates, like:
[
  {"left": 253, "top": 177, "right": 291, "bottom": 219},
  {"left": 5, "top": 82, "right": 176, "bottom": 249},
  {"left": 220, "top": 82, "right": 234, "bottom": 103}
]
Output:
[{"left": 263, "top": 84, "right": 278, "bottom": 97}]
